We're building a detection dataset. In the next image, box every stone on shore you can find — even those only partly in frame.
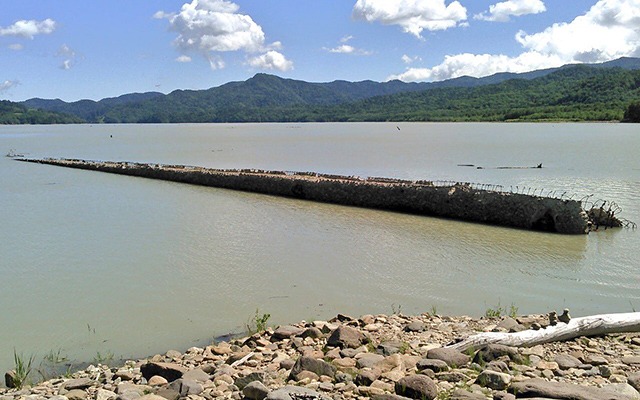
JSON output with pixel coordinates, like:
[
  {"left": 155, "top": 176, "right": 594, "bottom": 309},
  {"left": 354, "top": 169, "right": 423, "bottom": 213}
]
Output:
[
  {"left": 140, "top": 362, "right": 185, "bottom": 382},
  {"left": 326, "top": 325, "right": 366, "bottom": 349},
  {"left": 395, "top": 374, "right": 438, "bottom": 400}
]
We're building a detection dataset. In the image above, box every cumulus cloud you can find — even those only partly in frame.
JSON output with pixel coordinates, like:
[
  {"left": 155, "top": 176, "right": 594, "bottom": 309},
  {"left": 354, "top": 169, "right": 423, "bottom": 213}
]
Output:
[
  {"left": 0, "top": 19, "right": 56, "bottom": 39},
  {"left": 352, "top": 0, "right": 467, "bottom": 38},
  {"left": 475, "top": 0, "right": 546, "bottom": 22},
  {"left": 157, "top": 0, "right": 292, "bottom": 70},
  {"left": 0, "top": 80, "right": 20, "bottom": 94},
  {"left": 389, "top": 0, "right": 640, "bottom": 82},
  {"left": 247, "top": 50, "right": 293, "bottom": 71}
]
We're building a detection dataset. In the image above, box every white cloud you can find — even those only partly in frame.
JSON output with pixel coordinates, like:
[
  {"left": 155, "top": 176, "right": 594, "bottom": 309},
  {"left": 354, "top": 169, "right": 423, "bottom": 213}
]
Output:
[
  {"left": 352, "top": 0, "right": 467, "bottom": 38},
  {"left": 247, "top": 51, "right": 293, "bottom": 71},
  {"left": 389, "top": 0, "right": 640, "bottom": 82},
  {"left": 475, "top": 0, "right": 546, "bottom": 22},
  {"left": 176, "top": 55, "right": 192, "bottom": 62},
  {"left": 402, "top": 54, "right": 422, "bottom": 64},
  {"left": 56, "top": 44, "right": 77, "bottom": 70},
  {"left": 157, "top": 0, "right": 291, "bottom": 70},
  {"left": 0, "top": 19, "right": 56, "bottom": 39},
  {"left": 0, "top": 80, "right": 20, "bottom": 93},
  {"left": 8, "top": 43, "right": 24, "bottom": 51},
  {"left": 324, "top": 44, "right": 373, "bottom": 55}
]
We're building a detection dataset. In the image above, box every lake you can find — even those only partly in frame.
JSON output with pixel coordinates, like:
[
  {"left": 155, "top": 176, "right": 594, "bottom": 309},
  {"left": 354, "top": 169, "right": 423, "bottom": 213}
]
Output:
[{"left": 1, "top": 122, "right": 638, "bottom": 375}]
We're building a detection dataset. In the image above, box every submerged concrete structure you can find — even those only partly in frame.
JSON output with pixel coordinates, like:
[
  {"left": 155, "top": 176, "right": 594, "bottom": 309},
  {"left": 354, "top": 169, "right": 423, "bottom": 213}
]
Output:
[{"left": 19, "top": 158, "right": 590, "bottom": 234}]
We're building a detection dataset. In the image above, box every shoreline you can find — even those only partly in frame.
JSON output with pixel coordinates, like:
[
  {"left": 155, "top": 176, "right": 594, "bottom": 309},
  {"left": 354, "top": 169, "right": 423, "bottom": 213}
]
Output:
[{"left": 3, "top": 311, "right": 640, "bottom": 400}]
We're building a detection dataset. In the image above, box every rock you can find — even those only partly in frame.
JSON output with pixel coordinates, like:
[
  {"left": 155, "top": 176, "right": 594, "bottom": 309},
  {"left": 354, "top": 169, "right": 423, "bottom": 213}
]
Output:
[
  {"left": 473, "top": 344, "right": 522, "bottom": 364},
  {"left": 416, "top": 358, "right": 449, "bottom": 373},
  {"left": 4, "top": 370, "right": 16, "bottom": 389},
  {"left": 622, "top": 356, "right": 640, "bottom": 365},
  {"left": 555, "top": 353, "right": 583, "bottom": 370},
  {"left": 326, "top": 326, "right": 366, "bottom": 349},
  {"left": 434, "top": 371, "right": 470, "bottom": 383},
  {"left": 356, "top": 353, "right": 386, "bottom": 369},
  {"left": 242, "top": 381, "right": 270, "bottom": 400},
  {"left": 116, "top": 383, "right": 152, "bottom": 396},
  {"left": 371, "top": 395, "right": 413, "bottom": 400},
  {"left": 114, "top": 370, "right": 136, "bottom": 381},
  {"left": 65, "top": 389, "right": 87, "bottom": 400},
  {"left": 235, "top": 372, "right": 265, "bottom": 390},
  {"left": 583, "top": 354, "right": 608, "bottom": 365},
  {"left": 510, "top": 378, "right": 639, "bottom": 400},
  {"left": 138, "top": 396, "right": 167, "bottom": 400},
  {"left": 395, "top": 375, "right": 438, "bottom": 400},
  {"left": 603, "top": 383, "right": 640, "bottom": 399},
  {"left": 96, "top": 389, "right": 117, "bottom": 400},
  {"left": 168, "top": 379, "right": 204, "bottom": 396},
  {"left": 272, "top": 325, "right": 305, "bottom": 340},
  {"left": 475, "top": 369, "right": 511, "bottom": 390},
  {"left": 375, "top": 354, "right": 403, "bottom": 373},
  {"left": 147, "top": 376, "right": 168, "bottom": 386},
  {"left": 62, "top": 378, "right": 95, "bottom": 391},
  {"left": 266, "top": 386, "right": 330, "bottom": 400},
  {"left": 449, "top": 389, "right": 487, "bottom": 399},
  {"left": 355, "top": 369, "right": 382, "bottom": 386},
  {"left": 427, "top": 348, "right": 470, "bottom": 368},
  {"left": 153, "top": 388, "right": 180, "bottom": 400},
  {"left": 377, "top": 341, "right": 406, "bottom": 356},
  {"left": 628, "top": 372, "right": 640, "bottom": 392},
  {"left": 300, "top": 327, "right": 324, "bottom": 339},
  {"left": 289, "top": 356, "right": 336, "bottom": 380},
  {"left": 181, "top": 368, "right": 209, "bottom": 382},
  {"left": 140, "top": 362, "right": 186, "bottom": 383},
  {"left": 404, "top": 321, "right": 425, "bottom": 332},
  {"left": 485, "top": 360, "right": 510, "bottom": 374}
]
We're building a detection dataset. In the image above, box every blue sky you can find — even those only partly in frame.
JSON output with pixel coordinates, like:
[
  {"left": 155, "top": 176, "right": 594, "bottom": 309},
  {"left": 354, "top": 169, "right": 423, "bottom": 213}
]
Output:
[{"left": 1, "top": 0, "right": 638, "bottom": 101}]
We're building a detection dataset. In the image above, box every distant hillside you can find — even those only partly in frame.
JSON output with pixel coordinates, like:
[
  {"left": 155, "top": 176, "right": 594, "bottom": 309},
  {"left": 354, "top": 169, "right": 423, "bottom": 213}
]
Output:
[
  {"left": 22, "top": 92, "right": 163, "bottom": 122},
  {"left": 0, "top": 100, "right": 83, "bottom": 124},
  {"left": 17, "top": 57, "right": 640, "bottom": 123}
]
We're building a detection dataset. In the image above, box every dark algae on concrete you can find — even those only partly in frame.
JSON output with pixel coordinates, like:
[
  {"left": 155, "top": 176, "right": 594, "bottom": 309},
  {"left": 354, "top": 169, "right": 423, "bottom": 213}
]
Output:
[{"left": 18, "top": 157, "right": 625, "bottom": 234}]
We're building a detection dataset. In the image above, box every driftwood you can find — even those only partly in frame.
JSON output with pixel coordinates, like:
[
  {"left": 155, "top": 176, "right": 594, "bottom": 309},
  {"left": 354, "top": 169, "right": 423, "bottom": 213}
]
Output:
[{"left": 447, "top": 312, "right": 640, "bottom": 352}]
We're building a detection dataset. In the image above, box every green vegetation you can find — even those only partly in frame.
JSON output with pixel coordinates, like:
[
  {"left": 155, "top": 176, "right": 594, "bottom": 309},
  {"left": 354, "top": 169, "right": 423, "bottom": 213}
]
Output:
[
  {"left": 93, "top": 350, "right": 114, "bottom": 365},
  {"left": 7, "top": 60, "right": 640, "bottom": 124},
  {"left": 485, "top": 301, "right": 519, "bottom": 318},
  {"left": 246, "top": 309, "right": 271, "bottom": 334},
  {"left": 12, "top": 349, "right": 34, "bottom": 389},
  {"left": 0, "top": 100, "right": 83, "bottom": 124}
]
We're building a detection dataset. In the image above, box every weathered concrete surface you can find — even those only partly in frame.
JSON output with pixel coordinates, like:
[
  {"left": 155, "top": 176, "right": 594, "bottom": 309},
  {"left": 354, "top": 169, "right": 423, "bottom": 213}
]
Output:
[{"left": 18, "top": 158, "right": 590, "bottom": 234}]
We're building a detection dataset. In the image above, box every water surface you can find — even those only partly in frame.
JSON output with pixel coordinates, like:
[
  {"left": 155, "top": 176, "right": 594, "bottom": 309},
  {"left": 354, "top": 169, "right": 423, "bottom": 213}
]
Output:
[{"left": 1, "top": 122, "right": 638, "bottom": 374}]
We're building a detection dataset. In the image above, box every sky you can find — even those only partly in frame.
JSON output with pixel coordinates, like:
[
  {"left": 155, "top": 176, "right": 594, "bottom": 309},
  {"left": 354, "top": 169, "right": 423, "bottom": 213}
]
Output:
[{"left": 1, "top": 0, "right": 639, "bottom": 102}]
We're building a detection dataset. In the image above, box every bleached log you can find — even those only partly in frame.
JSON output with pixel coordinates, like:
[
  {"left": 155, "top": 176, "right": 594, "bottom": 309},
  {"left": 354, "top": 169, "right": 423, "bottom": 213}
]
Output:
[{"left": 447, "top": 312, "right": 640, "bottom": 352}]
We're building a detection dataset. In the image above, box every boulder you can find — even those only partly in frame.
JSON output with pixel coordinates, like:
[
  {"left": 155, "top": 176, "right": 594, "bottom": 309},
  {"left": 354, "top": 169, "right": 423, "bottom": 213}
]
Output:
[
  {"left": 510, "top": 378, "right": 639, "bottom": 400},
  {"left": 140, "top": 362, "right": 186, "bottom": 382},
  {"left": 555, "top": 353, "right": 583, "bottom": 370},
  {"left": 427, "top": 348, "right": 470, "bottom": 368},
  {"left": 628, "top": 372, "right": 640, "bottom": 392},
  {"left": 327, "top": 326, "right": 366, "bottom": 349},
  {"left": 61, "top": 378, "right": 95, "bottom": 391},
  {"left": 355, "top": 368, "right": 382, "bottom": 386},
  {"left": 235, "top": 372, "right": 265, "bottom": 390},
  {"left": 272, "top": 325, "right": 305, "bottom": 340},
  {"left": 356, "top": 353, "right": 385, "bottom": 369},
  {"left": 450, "top": 389, "right": 488, "bottom": 400},
  {"left": 404, "top": 321, "right": 425, "bottom": 332},
  {"left": 243, "top": 381, "right": 270, "bottom": 400},
  {"left": 395, "top": 375, "right": 438, "bottom": 400},
  {"left": 377, "top": 341, "right": 405, "bottom": 356},
  {"left": 416, "top": 358, "right": 449, "bottom": 373},
  {"left": 475, "top": 369, "right": 511, "bottom": 390},
  {"left": 289, "top": 356, "right": 336, "bottom": 380}
]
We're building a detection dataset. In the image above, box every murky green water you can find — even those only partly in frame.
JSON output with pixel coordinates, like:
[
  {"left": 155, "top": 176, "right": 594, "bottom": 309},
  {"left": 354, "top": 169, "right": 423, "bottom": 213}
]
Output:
[{"left": 1, "top": 122, "right": 638, "bottom": 375}]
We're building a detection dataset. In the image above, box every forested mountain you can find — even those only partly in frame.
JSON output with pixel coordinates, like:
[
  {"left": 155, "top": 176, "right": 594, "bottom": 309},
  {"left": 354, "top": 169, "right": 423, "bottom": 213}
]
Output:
[
  {"left": 0, "top": 100, "right": 83, "bottom": 124},
  {"left": 11, "top": 57, "right": 640, "bottom": 123},
  {"left": 22, "top": 92, "right": 163, "bottom": 122}
]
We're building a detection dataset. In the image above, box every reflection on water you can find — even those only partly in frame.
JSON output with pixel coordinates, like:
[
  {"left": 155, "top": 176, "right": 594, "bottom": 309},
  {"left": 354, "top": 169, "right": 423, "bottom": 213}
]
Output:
[{"left": 0, "top": 122, "right": 638, "bottom": 374}]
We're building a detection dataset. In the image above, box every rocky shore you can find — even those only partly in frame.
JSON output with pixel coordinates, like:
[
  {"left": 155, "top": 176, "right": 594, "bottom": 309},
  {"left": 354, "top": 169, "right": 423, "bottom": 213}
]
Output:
[{"left": 3, "top": 312, "right": 640, "bottom": 400}]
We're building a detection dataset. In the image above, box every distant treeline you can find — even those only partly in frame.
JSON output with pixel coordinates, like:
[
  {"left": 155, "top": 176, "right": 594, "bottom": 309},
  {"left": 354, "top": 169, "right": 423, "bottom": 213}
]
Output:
[
  {"left": 4, "top": 61, "right": 640, "bottom": 124},
  {"left": 0, "top": 101, "right": 83, "bottom": 124}
]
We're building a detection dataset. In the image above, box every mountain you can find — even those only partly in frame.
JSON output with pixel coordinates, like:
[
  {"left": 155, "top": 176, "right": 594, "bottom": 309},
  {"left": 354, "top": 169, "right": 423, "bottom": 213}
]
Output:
[
  {"left": 22, "top": 92, "right": 163, "bottom": 122},
  {"left": 0, "top": 100, "right": 84, "bottom": 124},
  {"left": 17, "top": 57, "right": 640, "bottom": 123}
]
